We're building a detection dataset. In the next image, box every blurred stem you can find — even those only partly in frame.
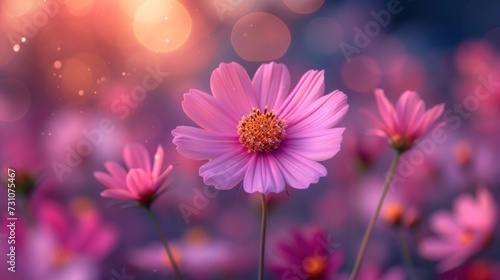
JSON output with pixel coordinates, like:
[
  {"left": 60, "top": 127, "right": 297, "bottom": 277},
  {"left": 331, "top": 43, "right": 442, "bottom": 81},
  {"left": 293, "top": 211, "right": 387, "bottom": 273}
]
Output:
[
  {"left": 258, "top": 193, "right": 268, "bottom": 280},
  {"left": 398, "top": 226, "right": 417, "bottom": 280},
  {"left": 350, "top": 152, "right": 400, "bottom": 280},
  {"left": 145, "top": 206, "right": 183, "bottom": 280}
]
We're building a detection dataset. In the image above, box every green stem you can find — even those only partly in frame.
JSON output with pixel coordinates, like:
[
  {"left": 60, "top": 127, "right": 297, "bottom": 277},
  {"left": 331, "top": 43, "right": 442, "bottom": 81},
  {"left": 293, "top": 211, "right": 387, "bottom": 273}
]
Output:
[
  {"left": 258, "top": 194, "right": 268, "bottom": 280},
  {"left": 145, "top": 207, "right": 183, "bottom": 280},
  {"left": 397, "top": 226, "right": 417, "bottom": 280},
  {"left": 350, "top": 152, "right": 400, "bottom": 280}
]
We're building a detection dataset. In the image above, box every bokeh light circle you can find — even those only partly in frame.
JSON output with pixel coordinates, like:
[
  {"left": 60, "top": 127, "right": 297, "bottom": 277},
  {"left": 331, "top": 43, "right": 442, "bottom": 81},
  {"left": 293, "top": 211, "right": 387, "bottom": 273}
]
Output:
[
  {"left": 282, "top": 0, "right": 324, "bottom": 14},
  {"left": 341, "top": 55, "right": 381, "bottom": 93},
  {"left": 133, "top": 0, "right": 192, "bottom": 52},
  {"left": 64, "top": 0, "right": 95, "bottom": 16},
  {"left": 231, "top": 12, "right": 291, "bottom": 61},
  {"left": 0, "top": 78, "right": 31, "bottom": 122},
  {"left": 1, "top": 0, "right": 34, "bottom": 17}
]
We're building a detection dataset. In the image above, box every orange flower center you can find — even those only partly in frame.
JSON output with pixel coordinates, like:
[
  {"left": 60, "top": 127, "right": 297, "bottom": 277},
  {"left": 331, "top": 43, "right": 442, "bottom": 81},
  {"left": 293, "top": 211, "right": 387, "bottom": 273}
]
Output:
[
  {"left": 382, "top": 202, "right": 404, "bottom": 225},
  {"left": 459, "top": 229, "right": 475, "bottom": 245},
  {"left": 51, "top": 247, "right": 73, "bottom": 266},
  {"left": 237, "top": 106, "right": 287, "bottom": 153},
  {"left": 303, "top": 257, "right": 326, "bottom": 277}
]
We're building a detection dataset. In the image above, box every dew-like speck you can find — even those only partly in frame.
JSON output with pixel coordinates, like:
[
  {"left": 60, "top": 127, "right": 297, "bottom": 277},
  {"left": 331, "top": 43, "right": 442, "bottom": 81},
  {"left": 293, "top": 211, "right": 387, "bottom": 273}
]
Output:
[
  {"left": 13, "top": 45, "right": 20, "bottom": 52},
  {"left": 78, "top": 90, "right": 85, "bottom": 96}
]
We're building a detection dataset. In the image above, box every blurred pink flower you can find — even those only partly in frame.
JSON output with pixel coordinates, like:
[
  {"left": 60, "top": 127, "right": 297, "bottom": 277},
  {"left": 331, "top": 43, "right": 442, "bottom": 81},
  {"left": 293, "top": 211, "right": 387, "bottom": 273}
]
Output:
[
  {"left": 172, "top": 62, "right": 348, "bottom": 193},
  {"left": 269, "top": 228, "right": 344, "bottom": 280},
  {"left": 94, "top": 144, "right": 173, "bottom": 205},
  {"left": 419, "top": 188, "right": 497, "bottom": 272},
  {"left": 365, "top": 89, "right": 444, "bottom": 152},
  {"left": 128, "top": 228, "right": 249, "bottom": 278}
]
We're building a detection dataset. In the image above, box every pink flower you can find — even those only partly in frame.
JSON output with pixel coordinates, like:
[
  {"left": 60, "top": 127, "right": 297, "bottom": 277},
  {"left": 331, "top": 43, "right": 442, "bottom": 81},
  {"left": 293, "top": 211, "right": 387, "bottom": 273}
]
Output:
[
  {"left": 418, "top": 188, "right": 497, "bottom": 272},
  {"left": 172, "top": 62, "right": 348, "bottom": 193},
  {"left": 365, "top": 89, "right": 444, "bottom": 152},
  {"left": 93, "top": 144, "right": 173, "bottom": 205}
]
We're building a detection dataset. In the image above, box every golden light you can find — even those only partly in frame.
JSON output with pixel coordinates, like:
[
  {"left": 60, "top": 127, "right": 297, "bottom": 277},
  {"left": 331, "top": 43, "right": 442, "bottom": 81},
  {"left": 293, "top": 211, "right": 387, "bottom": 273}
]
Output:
[
  {"left": 282, "top": 0, "right": 324, "bottom": 14},
  {"left": 231, "top": 12, "right": 291, "bottom": 61},
  {"left": 1, "top": 0, "right": 34, "bottom": 17},
  {"left": 133, "top": 0, "right": 192, "bottom": 52},
  {"left": 64, "top": 0, "right": 95, "bottom": 16}
]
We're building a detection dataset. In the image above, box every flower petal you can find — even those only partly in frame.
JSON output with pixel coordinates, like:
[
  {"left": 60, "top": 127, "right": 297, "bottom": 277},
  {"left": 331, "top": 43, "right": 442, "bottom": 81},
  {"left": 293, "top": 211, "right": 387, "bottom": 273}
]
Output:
[
  {"left": 199, "top": 149, "right": 251, "bottom": 190},
  {"left": 274, "top": 150, "right": 327, "bottom": 190},
  {"left": 94, "top": 171, "right": 125, "bottom": 189},
  {"left": 123, "top": 144, "right": 152, "bottom": 173},
  {"left": 418, "top": 237, "right": 457, "bottom": 260},
  {"left": 210, "top": 62, "right": 257, "bottom": 117},
  {"left": 284, "top": 128, "right": 345, "bottom": 161},
  {"left": 276, "top": 70, "right": 325, "bottom": 124},
  {"left": 104, "top": 161, "right": 127, "bottom": 186},
  {"left": 126, "top": 168, "right": 154, "bottom": 195},
  {"left": 374, "top": 89, "right": 399, "bottom": 133},
  {"left": 414, "top": 103, "right": 445, "bottom": 136},
  {"left": 243, "top": 154, "right": 285, "bottom": 193},
  {"left": 155, "top": 165, "right": 173, "bottom": 192},
  {"left": 151, "top": 145, "right": 164, "bottom": 181},
  {"left": 182, "top": 89, "right": 240, "bottom": 132},
  {"left": 101, "top": 188, "right": 137, "bottom": 200},
  {"left": 286, "top": 90, "right": 348, "bottom": 132},
  {"left": 395, "top": 91, "right": 425, "bottom": 132},
  {"left": 429, "top": 210, "right": 461, "bottom": 238},
  {"left": 252, "top": 62, "right": 290, "bottom": 110},
  {"left": 172, "top": 126, "right": 240, "bottom": 160}
]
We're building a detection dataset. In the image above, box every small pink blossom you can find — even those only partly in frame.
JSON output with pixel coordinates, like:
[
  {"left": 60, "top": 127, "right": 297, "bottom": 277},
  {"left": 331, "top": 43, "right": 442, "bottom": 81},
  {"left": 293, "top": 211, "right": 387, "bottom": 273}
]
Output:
[
  {"left": 365, "top": 89, "right": 445, "bottom": 152},
  {"left": 94, "top": 144, "right": 172, "bottom": 205},
  {"left": 419, "top": 188, "right": 497, "bottom": 272},
  {"left": 172, "top": 62, "right": 348, "bottom": 193}
]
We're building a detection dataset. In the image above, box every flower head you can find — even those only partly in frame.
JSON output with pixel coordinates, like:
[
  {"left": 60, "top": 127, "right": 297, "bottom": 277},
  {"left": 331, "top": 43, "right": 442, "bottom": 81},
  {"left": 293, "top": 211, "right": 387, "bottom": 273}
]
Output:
[
  {"left": 93, "top": 144, "right": 172, "bottom": 206},
  {"left": 269, "top": 229, "right": 343, "bottom": 280},
  {"left": 366, "top": 89, "right": 444, "bottom": 152},
  {"left": 418, "top": 188, "right": 497, "bottom": 272},
  {"left": 172, "top": 62, "right": 348, "bottom": 193}
]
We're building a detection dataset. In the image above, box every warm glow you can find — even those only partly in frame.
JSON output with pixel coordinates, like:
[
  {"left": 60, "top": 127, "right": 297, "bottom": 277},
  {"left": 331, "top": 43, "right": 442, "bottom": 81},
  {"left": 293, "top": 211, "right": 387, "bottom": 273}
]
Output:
[
  {"left": 283, "top": 0, "right": 324, "bottom": 14},
  {"left": 133, "top": 0, "right": 192, "bottom": 52},
  {"left": 65, "top": 0, "right": 95, "bottom": 16},
  {"left": 1, "top": 0, "right": 34, "bottom": 17}
]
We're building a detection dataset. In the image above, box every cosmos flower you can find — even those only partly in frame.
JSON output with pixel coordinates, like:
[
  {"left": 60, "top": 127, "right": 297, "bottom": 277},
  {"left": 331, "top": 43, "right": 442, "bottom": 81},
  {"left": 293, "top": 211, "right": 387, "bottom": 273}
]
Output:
[
  {"left": 365, "top": 89, "right": 445, "bottom": 152},
  {"left": 269, "top": 228, "right": 343, "bottom": 280},
  {"left": 172, "top": 62, "right": 348, "bottom": 193},
  {"left": 93, "top": 144, "right": 172, "bottom": 205},
  {"left": 419, "top": 188, "right": 497, "bottom": 272}
]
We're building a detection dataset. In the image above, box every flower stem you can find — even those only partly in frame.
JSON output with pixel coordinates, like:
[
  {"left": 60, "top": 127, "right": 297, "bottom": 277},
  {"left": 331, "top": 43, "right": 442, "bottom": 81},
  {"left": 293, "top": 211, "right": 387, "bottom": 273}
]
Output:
[
  {"left": 350, "top": 152, "right": 400, "bottom": 280},
  {"left": 258, "top": 194, "right": 268, "bottom": 280},
  {"left": 397, "top": 226, "right": 417, "bottom": 280},
  {"left": 145, "top": 207, "right": 183, "bottom": 280}
]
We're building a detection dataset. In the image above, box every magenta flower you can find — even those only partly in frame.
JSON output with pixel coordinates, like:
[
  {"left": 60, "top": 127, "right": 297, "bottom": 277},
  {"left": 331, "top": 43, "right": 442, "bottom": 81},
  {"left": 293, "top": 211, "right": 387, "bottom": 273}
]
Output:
[
  {"left": 365, "top": 89, "right": 444, "bottom": 152},
  {"left": 418, "top": 188, "right": 497, "bottom": 272},
  {"left": 172, "top": 62, "right": 348, "bottom": 193},
  {"left": 93, "top": 144, "right": 172, "bottom": 205},
  {"left": 269, "top": 229, "right": 344, "bottom": 280}
]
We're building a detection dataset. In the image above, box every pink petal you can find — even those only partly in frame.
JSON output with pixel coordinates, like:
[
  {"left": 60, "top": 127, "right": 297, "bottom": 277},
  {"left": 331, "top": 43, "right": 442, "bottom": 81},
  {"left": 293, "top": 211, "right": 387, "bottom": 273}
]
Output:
[
  {"left": 151, "top": 145, "right": 164, "bottom": 181},
  {"left": 476, "top": 188, "right": 497, "bottom": 230},
  {"left": 172, "top": 126, "right": 240, "bottom": 160},
  {"left": 414, "top": 103, "right": 445, "bottom": 136},
  {"left": 243, "top": 154, "right": 285, "bottom": 193},
  {"left": 437, "top": 251, "right": 470, "bottom": 272},
  {"left": 454, "top": 193, "right": 479, "bottom": 228},
  {"left": 94, "top": 171, "right": 125, "bottom": 189},
  {"left": 395, "top": 91, "right": 425, "bottom": 132},
  {"left": 126, "top": 168, "right": 154, "bottom": 195},
  {"left": 276, "top": 70, "right": 325, "bottom": 123},
  {"left": 155, "top": 165, "right": 173, "bottom": 192},
  {"left": 210, "top": 62, "right": 257, "bottom": 117},
  {"left": 123, "top": 144, "right": 152, "bottom": 173},
  {"left": 82, "top": 224, "right": 118, "bottom": 260},
  {"left": 286, "top": 90, "right": 348, "bottom": 132},
  {"left": 104, "top": 162, "right": 127, "bottom": 186},
  {"left": 418, "top": 237, "right": 458, "bottom": 260},
  {"left": 374, "top": 89, "right": 399, "bottom": 133},
  {"left": 100, "top": 188, "right": 137, "bottom": 200},
  {"left": 274, "top": 149, "right": 327, "bottom": 190},
  {"left": 429, "top": 210, "right": 461, "bottom": 238},
  {"left": 199, "top": 148, "right": 251, "bottom": 190},
  {"left": 252, "top": 62, "right": 290, "bottom": 110},
  {"left": 283, "top": 128, "right": 345, "bottom": 161},
  {"left": 182, "top": 89, "right": 240, "bottom": 133}
]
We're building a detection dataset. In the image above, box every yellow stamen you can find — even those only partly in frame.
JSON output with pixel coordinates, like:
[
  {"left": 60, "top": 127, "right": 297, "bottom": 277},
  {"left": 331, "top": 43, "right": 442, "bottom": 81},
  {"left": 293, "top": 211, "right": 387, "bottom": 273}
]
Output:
[
  {"left": 237, "top": 106, "right": 287, "bottom": 153},
  {"left": 303, "top": 257, "right": 326, "bottom": 277}
]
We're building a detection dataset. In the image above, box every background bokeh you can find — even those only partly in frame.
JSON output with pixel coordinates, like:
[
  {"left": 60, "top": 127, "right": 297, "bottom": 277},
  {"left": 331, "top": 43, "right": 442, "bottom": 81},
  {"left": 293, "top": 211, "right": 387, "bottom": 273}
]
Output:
[{"left": 1, "top": 0, "right": 500, "bottom": 279}]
